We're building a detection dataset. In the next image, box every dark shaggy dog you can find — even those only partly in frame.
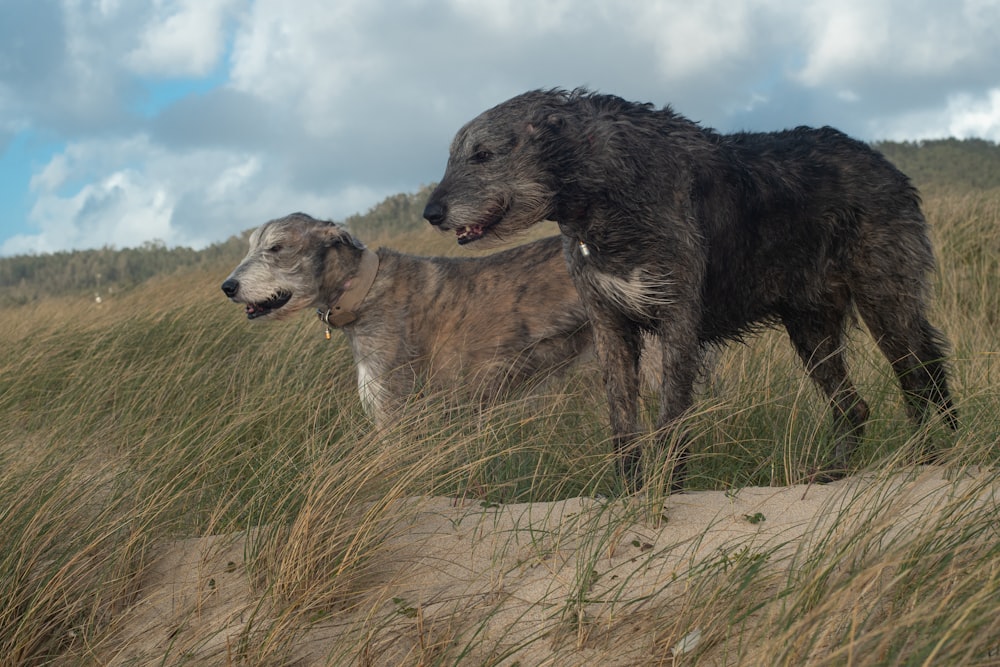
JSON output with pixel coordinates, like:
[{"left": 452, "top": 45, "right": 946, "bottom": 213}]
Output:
[{"left": 424, "top": 88, "right": 957, "bottom": 491}]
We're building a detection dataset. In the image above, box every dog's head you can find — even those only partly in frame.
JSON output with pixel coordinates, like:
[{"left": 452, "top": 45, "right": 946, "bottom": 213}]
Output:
[
  {"left": 221, "top": 212, "right": 366, "bottom": 320},
  {"left": 423, "top": 89, "right": 589, "bottom": 246}
]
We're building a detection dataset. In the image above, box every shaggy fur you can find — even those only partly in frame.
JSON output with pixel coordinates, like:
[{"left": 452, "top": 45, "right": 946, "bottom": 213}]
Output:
[
  {"left": 221, "top": 213, "right": 596, "bottom": 424},
  {"left": 424, "top": 88, "right": 957, "bottom": 491}
]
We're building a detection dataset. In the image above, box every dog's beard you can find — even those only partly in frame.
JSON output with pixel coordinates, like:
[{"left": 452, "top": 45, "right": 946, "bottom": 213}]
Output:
[
  {"left": 451, "top": 190, "right": 552, "bottom": 247},
  {"left": 447, "top": 199, "right": 508, "bottom": 245}
]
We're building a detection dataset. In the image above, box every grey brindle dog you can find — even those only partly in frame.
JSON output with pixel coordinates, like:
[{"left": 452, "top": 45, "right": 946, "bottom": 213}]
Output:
[
  {"left": 221, "top": 213, "right": 596, "bottom": 424},
  {"left": 424, "top": 88, "right": 957, "bottom": 491}
]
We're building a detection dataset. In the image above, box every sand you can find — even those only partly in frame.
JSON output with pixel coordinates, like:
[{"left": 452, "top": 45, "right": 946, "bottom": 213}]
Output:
[{"left": 102, "top": 466, "right": 993, "bottom": 665}]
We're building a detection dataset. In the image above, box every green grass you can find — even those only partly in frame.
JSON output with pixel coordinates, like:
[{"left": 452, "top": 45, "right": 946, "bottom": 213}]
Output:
[{"left": 0, "top": 190, "right": 998, "bottom": 664}]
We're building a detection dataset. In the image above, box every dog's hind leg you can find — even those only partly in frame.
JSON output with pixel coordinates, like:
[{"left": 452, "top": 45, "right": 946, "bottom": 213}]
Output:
[
  {"left": 852, "top": 216, "right": 958, "bottom": 452},
  {"left": 783, "top": 304, "right": 870, "bottom": 482},
  {"left": 855, "top": 295, "right": 958, "bottom": 459}
]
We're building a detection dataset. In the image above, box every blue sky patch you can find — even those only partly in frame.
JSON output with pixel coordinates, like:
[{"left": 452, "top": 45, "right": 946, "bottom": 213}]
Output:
[{"left": 0, "top": 131, "right": 64, "bottom": 241}]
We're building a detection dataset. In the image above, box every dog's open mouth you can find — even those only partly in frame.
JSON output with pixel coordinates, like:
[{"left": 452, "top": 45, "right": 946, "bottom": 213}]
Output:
[
  {"left": 456, "top": 224, "right": 487, "bottom": 245},
  {"left": 244, "top": 291, "right": 292, "bottom": 319},
  {"left": 456, "top": 205, "right": 506, "bottom": 245}
]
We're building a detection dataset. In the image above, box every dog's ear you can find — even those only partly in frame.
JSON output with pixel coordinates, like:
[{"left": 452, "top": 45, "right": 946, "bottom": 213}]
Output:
[
  {"left": 525, "top": 112, "right": 566, "bottom": 140},
  {"left": 523, "top": 93, "right": 581, "bottom": 148},
  {"left": 524, "top": 108, "right": 587, "bottom": 165},
  {"left": 316, "top": 222, "right": 366, "bottom": 251}
]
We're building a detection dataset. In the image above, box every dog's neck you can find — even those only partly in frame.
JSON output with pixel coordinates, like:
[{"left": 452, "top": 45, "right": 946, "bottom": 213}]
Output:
[{"left": 318, "top": 248, "right": 380, "bottom": 328}]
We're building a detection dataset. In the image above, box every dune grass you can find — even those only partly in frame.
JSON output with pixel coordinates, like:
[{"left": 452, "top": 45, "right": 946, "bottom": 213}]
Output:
[{"left": 0, "top": 190, "right": 997, "bottom": 664}]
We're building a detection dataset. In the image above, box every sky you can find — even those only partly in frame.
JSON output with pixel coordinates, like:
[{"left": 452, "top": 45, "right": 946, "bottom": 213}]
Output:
[{"left": 1, "top": 0, "right": 999, "bottom": 257}]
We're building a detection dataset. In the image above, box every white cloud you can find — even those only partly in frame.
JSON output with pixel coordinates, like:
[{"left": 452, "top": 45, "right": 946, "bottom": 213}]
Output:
[
  {"left": 948, "top": 89, "right": 1000, "bottom": 140},
  {"left": 30, "top": 153, "right": 71, "bottom": 193},
  {"left": 228, "top": 0, "right": 383, "bottom": 136},
  {"left": 794, "top": 0, "right": 1000, "bottom": 87},
  {"left": 11, "top": 133, "right": 392, "bottom": 255},
  {"left": 206, "top": 156, "right": 262, "bottom": 203},
  {"left": 867, "top": 88, "right": 1000, "bottom": 141},
  {"left": 794, "top": 1, "right": 889, "bottom": 87},
  {"left": 629, "top": 0, "right": 757, "bottom": 81},
  {"left": 4, "top": 0, "right": 1000, "bottom": 257},
  {"left": 13, "top": 0, "right": 241, "bottom": 132},
  {"left": 127, "top": 0, "right": 240, "bottom": 78},
  {"left": 57, "top": 4, "right": 132, "bottom": 124},
  {"left": 18, "top": 167, "right": 172, "bottom": 254},
  {"left": 448, "top": 0, "right": 577, "bottom": 35},
  {"left": 23, "top": 138, "right": 176, "bottom": 253}
]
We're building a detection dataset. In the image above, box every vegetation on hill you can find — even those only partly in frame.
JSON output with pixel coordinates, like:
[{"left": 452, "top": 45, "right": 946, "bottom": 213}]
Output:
[
  {"left": 874, "top": 138, "right": 1000, "bottom": 192},
  {"left": 342, "top": 185, "right": 436, "bottom": 238},
  {"left": 0, "top": 236, "right": 249, "bottom": 307}
]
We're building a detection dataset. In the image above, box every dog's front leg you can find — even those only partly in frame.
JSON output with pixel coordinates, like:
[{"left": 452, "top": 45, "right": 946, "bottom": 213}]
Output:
[
  {"left": 652, "top": 326, "right": 700, "bottom": 493},
  {"left": 640, "top": 276, "right": 704, "bottom": 491},
  {"left": 589, "top": 311, "right": 644, "bottom": 493}
]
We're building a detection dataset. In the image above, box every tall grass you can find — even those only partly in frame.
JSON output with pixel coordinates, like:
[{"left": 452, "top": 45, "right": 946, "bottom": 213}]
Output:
[{"left": 0, "top": 190, "right": 997, "bottom": 664}]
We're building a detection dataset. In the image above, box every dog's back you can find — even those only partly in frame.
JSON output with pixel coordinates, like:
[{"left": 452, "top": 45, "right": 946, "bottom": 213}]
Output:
[
  {"left": 694, "top": 127, "right": 930, "bottom": 342},
  {"left": 347, "top": 235, "right": 593, "bottom": 419}
]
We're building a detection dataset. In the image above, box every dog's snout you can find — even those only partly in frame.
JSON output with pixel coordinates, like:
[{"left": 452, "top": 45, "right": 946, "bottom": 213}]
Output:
[
  {"left": 423, "top": 200, "right": 447, "bottom": 226},
  {"left": 221, "top": 278, "right": 239, "bottom": 298}
]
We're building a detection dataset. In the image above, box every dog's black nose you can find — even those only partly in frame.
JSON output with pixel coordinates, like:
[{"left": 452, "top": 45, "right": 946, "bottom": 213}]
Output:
[
  {"left": 221, "top": 278, "right": 239, "bottom": 298},
  {"left": 423, "top": 200, "right": 447, "bottom": 226}
]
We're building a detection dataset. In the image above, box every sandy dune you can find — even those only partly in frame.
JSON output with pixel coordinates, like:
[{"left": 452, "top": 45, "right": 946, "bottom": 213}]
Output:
[{"left": 104, "top": 466, "right": 993, "bottom": 665}]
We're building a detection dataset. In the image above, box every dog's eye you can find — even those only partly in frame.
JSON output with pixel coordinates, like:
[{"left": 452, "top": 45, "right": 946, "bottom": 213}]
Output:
[
  {"left": 268, "top": 244, "right": 283, "bottom": 254},
  {"left": 470, "top": 150, "right": 494, "bottom": 164}
]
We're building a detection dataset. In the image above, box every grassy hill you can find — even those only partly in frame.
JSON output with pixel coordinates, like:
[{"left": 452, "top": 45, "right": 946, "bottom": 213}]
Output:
[
  {"left": 874, "top": 138, "right": 1000, "bottom": 193},
  {"left": 1, "top": 146, "right": 999, "bottom": 664}
]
